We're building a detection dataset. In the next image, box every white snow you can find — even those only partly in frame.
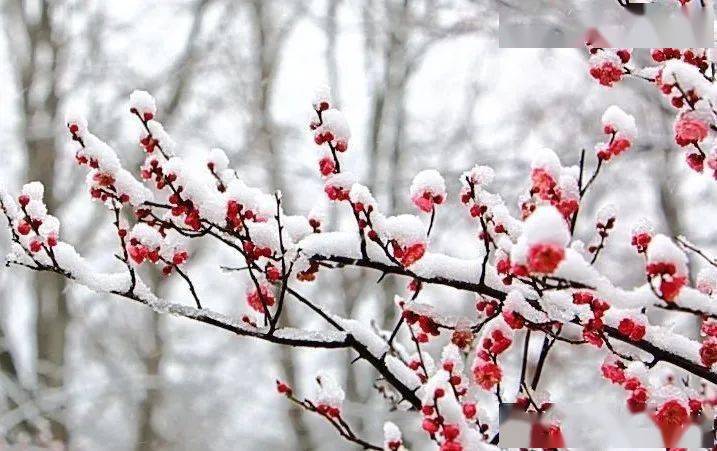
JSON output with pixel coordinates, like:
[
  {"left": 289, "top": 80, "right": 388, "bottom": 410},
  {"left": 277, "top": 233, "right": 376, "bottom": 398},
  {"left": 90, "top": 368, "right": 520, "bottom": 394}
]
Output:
[
  {"left": 602, "top": 105, "right": 637, "bottom": 140},
  {"left": 335, "top": 317, "right": 388, "bottom": 357},
  {"left": 315, "top": 372, "right": 345, "bottom": 407},
  {"left": 647, "top": 234, "right": 688, "bottom": 276},
  {"left": 511, "top": 205, "right": 570, "bottom": 266},
  {"left": 129, "top": 90, "right": 157, "bottom": 117},
  {"left": 206, "top": 147, "right": 230, "bottom": 172},
  {"left": 385, "top": 355, "right": 421, "bottom": 390},
  {"left": 312, "top": 85, "right": 331, "bottom": 110},
  {"left": 410, "top": 169, "right": 446, "bottom": 199},
  {"left": 320, "top": 109, "right": 350, "bottom": 141},
  {"left": 531, "top": 148, "right": 562, "bottom": 178},
  {"left": 130, "top": 223, "right": 162, "bottom": 248},
  {"left": 461, "top": 165, "right": 495, "bottom": 188},
  {"left": 381, "top": 214, "right": 426, "bottom": 247},
  {"left": 383, "top": 421, "right": 402, "bottom": 445},
  {"left": 22, "top": 182, "right": 45, "bottom": 201}
]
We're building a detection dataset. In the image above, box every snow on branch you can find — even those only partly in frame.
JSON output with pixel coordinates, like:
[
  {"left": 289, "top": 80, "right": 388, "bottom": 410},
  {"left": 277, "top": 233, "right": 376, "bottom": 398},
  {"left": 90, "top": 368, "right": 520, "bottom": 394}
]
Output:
[{"left": 5, "top": 82, "right": 717, "bottom": 449}]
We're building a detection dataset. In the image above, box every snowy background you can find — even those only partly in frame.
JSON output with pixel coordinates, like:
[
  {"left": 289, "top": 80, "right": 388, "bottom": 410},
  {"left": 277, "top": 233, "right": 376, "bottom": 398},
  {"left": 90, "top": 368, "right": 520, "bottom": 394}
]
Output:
[
  {"left": 2, "top": 0, "right": 717, "bottom": 450},
  {"left": 499, "top": 0, "right": 714, "bottom": 47}
]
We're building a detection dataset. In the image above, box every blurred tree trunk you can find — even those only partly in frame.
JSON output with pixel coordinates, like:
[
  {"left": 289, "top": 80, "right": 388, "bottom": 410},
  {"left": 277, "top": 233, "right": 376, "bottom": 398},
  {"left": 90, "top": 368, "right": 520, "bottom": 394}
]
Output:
[
  {"left": 4, "top": 0, "right": 69, "bottom": 442},
  {"left": 135, "top": 312, "right": 164, "bottom": 451}
]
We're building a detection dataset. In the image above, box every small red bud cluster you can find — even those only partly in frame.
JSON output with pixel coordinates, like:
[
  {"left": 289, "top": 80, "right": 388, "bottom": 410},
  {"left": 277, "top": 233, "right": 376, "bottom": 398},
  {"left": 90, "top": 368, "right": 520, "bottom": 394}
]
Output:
[
  {"left": 475, "top": 296, "right": 499, "bottom": 317},
  {"left": 526, "top": 168, "right": 578, "bottom": 222},
  {"left": 587, "top": 48, "right": 628, "bottom": 87},
  {"left": 472, "top": 329, "right": 511, "bottom": 391},
  {"left": 699, "top": 320, "right": 717, "bottom": 367},
  {"left": 600, "top": 358, "right": 649, "bottom": 413},
  {"left": 646, "top": 262, "right": 687, "bottom": 302},
  {"left": 617, "top": 317, "right": 646, "bottom": 342},
  {"left": 390, "top": 240, "right": 426, "bottom": 268},
  {"left": 403, "top": 309, "right": 440, "bottom": 344},
  {"left": 246, "top": 284, "right": 276, "bottom": 313},
  {"left": 596, "top": 130, "right": 631, "bottom": 162},
  {"left": 14, "top": 190, "right": 58, "bottom": 253},
  {"left": 572, "top": 291, "right": 610, "bottom": 347},
  {"left": 421, "top": 389, "right": 464, "bottom": 451},
  {"left": 631, "top": 231, "right": 652, "bottom": 254},
  {"left": 167, "top": 188, "right": 202, "bottom": 231}
]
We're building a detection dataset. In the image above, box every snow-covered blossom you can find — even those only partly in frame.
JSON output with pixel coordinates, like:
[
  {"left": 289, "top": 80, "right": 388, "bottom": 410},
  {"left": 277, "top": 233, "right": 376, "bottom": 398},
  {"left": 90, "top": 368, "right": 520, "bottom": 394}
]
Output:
[
  {"left": 461, "top": 165, "right": 494, "bottom": 189},
  {"left": 383, "top": 215, "right": 427, "bottom": 267},
  {"left": 312, "top": 85, "right": 331, "bottom": 112},
  {"left": 205, "top": 147, "right": 229, "bottom": 173},
  {"left": 246, "top": 283, "right": 275, "bottom": 313},
  {"left": 602, "top": 105, "right": 637, "bottom": 141},
  {"left": 314, "top": 372, "right": 345, "bottom": 418},
  {"left": 383, "top": 422, "right": 403, "bottom": 451},
  {"left": 646, "top": 234, "right": 688, "bottom": 302},
  {"left": 511, "top": 206, "right": 570, "bottom": 275},
  {"left": 526, "top": 148, "right": 578, "bottom": 221},
  {"left": 127, "top": 223, "right": 162, "bottom": 265},
  {"left": 410, "top": 169, "right": 446, "bottom": 213},
  {"left": 588, "top": 49, "right": 626, "bottom": 87},
  {"left": 597, "top": 105, "right": 637, "bottom": 160},
  {"left": 129, "top": 89, "right": 157, "bottom": 121},
  {"left": 674, "top": 111, "right": 710, "bottom": 147},
  {"left": 631, "top": 217, "right": 654, "bottom": 253},
  {"left": 314, "top": 109, "right": 350, "bottom": 152},
  {"left": 696, "top": 267, "right": 717, "bottom": 295},
  {"left": 324, "top": 172, "right": 355, "bottom": 202}
]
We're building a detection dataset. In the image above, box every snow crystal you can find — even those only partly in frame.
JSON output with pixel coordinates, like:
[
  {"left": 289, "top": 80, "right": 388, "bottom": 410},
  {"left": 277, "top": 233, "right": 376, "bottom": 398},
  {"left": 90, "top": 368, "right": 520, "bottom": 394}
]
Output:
[
  {"left": 558, "top": 173, "right": 579, "bottom": 200},
  {"left": 504, "top": 290, "right": 549, "bottom": 323},
  {"left": 22, "top": 182, "right": 45, "bottom": 201},
  {"left": 602, "top": 105, "right": 637, "bottom": 140},
  {"left": 282, "top": 215, "right": 313, "bottom": 243},
  {"left": 38, "top": 215, "right": 60, "bottom": 237},
  {"left": 324, "top": 171, "right": 356, "bottom": 190},
  {"left": 246, "top": 221, "right": 280, "bottom": 252},
  {"left": 272, "top": 328, "right": 347, "bottom": 343}
]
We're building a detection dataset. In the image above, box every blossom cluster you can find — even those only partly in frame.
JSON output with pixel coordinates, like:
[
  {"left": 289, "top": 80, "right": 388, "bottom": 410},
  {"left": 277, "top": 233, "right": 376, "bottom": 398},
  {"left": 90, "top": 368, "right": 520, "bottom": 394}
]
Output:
[{"left": 5, "top": 80, "right": 717, "bottom": 450}]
